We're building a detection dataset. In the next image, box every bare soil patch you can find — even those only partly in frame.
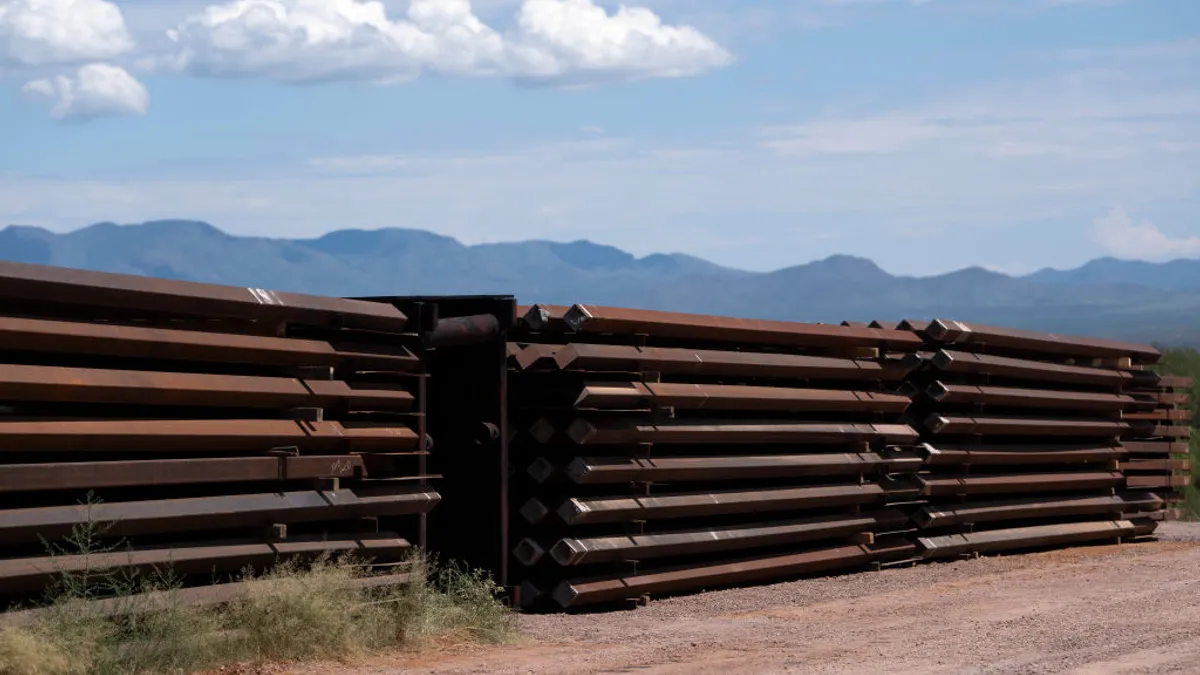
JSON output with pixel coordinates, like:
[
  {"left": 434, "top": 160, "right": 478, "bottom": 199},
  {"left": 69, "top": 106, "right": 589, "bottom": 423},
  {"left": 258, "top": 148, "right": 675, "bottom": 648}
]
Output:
[{"left": 261, "top": 522, "right": 1200, "bottom": 675}]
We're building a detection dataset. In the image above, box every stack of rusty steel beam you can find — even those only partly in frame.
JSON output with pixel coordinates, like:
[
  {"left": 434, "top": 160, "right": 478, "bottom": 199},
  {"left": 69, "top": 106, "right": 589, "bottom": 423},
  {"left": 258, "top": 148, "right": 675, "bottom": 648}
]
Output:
[
  {"left": 0, "top": 262, "right": 443, "bottom": 601},
  {"left": 901, "top": 319, "right": 1172, "bottom": 561},
  {"left": 505, "top": 304, "right": 928, "bottom": 610},
  {"left": 1122, "top": 374, "right": 1193, "bottom": 518}
]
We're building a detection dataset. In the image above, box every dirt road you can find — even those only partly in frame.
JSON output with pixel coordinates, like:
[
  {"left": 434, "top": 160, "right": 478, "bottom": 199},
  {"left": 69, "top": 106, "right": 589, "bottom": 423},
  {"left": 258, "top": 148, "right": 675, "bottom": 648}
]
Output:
[{"left": 300, "top": 522, "right": 1200, "bottom": 675}]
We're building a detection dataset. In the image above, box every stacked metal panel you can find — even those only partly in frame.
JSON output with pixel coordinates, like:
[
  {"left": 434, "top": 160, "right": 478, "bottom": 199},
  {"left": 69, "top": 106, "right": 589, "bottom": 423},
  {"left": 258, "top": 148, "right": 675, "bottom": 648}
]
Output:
[
  {"left": 0, "top": 262, "right": 439, "bottom": 601},
  {"left": 902, "top": 320, "right": 1167, "bottom": 560},
  {"left": 507, "top": 304, "right": 927, "bottom": 609},
  {"left": 1122, "top": 375, "right": 1193, "bottom": 517}
]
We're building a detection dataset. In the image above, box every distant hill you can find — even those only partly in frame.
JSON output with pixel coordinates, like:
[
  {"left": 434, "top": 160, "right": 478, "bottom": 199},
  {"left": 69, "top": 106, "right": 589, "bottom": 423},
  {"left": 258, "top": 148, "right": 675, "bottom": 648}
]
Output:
[
  {"left": 3, "top": 219, "right": 1200, "bottom": 345},
  {"left": 1026, "top": 257, "right": 1200, "bottom": 292}
]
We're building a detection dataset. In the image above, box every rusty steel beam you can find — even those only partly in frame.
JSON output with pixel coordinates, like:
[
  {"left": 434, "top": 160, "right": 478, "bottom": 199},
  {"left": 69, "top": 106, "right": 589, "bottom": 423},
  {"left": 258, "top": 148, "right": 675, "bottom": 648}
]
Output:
[
  {"left": 916, "top": 442, "right": 1123, "bottom": 466},
  {"left": 1154, "top": 376, "right": 1195, "bottom": 389},
  {"left": 0, "top": 485, "right": 440, "bottom": 544},
  {"left": 551, "top": 544, "right": 876, "bottom": 608},
  {"left": 563, "top": 452, "right": 910, "bottom": 484},
  {"left": 0, "top": 363, "right": 413, "bottom": 411},
  {"left": 1128, "top": 424, "right": 1192, "bottom": 439},
  {"left": 1124, "top": 410, "right": 1193, "bottom": 422},
  {"left": 552, "top": 343, "right": 919, "bottom": 381},
  {"left": 0, "top": 260, "right": 409, "bottom": 332},
  {"left": 515, "top": 344, "right": 561, "bottom": 370},
  {"left": 573, "top": 381, "right": 911, "bottom": 413},
  {"left": 563, "top": 419, "right": 920, "bottom": 445},
  {"left": 923, "top": 319, "right": 1160, "bottom": 363},
  {"left": 1126, "top": 475, "right": 1191, "bottom": 489},
  {"left": 1123, "top": 459, "right": 1192, "bottom": 472},
  {"left": 914, "top": 493, "right": 1162, "bottom": 528},
  {"left": 0, "top": 455, "right": 370, "bottom": 493},
  {"left": 917, "top": 520, "right": 1139, "bottom": 559},
  {"left": 929, "top": 350, "right": 1134, "bottom": 387},
  {"left": 926, "top": 382, "right": 1134, "bottom": 411},
  {"left": 557, "top": 484, "right": 886, "bottom": 524},
  {"left": 545, "top": 510, "right": 907, "bottom": 566},
  {"left": 0, "top": 316, "right": 419, "bottom": 370},
  {"left": 1131, "top": 392, "right": 1192, "bottom": 406},
  {"left": 0, "top": 534, "right": 410, "bottom": 593},
  {"left": 915, "top": 471, "right": 1124, "bottom": 497},
  {"left": 1122, "top": 441, "right": 1191, "bottom": 456},
  {"left": 563, "top": 305, "right": 924, "bottom": 349},
  {"left": 923, "top": 415, "right": 1130, "bottom": 437},
  {"left": 0, "top": 419, "right": 419, "bottom": 452}
]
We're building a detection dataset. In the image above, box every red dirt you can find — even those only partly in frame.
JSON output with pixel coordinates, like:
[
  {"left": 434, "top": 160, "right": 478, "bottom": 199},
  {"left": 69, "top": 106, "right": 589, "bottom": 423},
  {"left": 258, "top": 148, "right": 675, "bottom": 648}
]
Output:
[{"left": 228, "top": 521, "right": 1200, "bottom": 674}]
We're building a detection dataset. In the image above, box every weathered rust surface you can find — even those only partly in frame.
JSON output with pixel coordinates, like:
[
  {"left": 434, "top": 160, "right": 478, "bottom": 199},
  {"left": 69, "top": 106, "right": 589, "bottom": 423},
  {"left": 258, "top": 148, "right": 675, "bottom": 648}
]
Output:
[
  {"left": 557, "top": 484, "right": 887, "bottom": 524},
  {"left": 0, "top": 363, "right": 414, "bottom": 410},
  {"left": 0, "top": 419, "right": 420, "bottom": 452},
  {"left": 0, "top": 316, "right": 419, "bottom": 369},
  {"left": 0, "top": 455, "right": 370, "bottom": 492},
  {"left": 551, "top": 544, "right": 877, "bottom": 608},
  {"left": 923, "top": 319, "right": 1160, "bottom": 362},
  {"left": 929, "top": 350, "right": 1135, "bottom": 386},
  {"left": 0, "top": 260, "right": 409, "bottom": 332},
  {"left": 917, "top": 442, "right": 1124, "bottom": 466},
  {"left": 552, "top": 343, "right": 918, "bottom": 380},
  {"left": 564, "top": 305, "right": 924, "bottom": 349},
  {"left": 916, "top": 520, "right": 1140, "bottom": 559},
  {"left": 926, "top": 382, "right": 1135, "bottom": 411},
  {"left": 914, "top": 493, "right": 1162, "bottom": 528},
  {"left": 563, "top": 452, "right": 907, "bottom": 484},
  {"left": 923, "top": 415, "right": 1131, "bottom": 437},
  {"left": 574, "top": 381, "right": 910, "bottom": 413},
  {"left": 915, "top": 471, "right": 1124, "bottom": 497},
  {"left": 564, "top": 419, "right": 920, "bottom": 445}
]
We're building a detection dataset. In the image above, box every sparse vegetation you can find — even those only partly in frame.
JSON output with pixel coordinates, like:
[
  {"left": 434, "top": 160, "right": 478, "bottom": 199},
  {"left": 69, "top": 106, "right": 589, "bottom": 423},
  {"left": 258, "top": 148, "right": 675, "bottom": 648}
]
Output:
[
  {"left": 1152, "top": 347, "right": 1200, "bottom": 518},
  {"left": 0, "top": 503, "right": 515, "bottom": 675}
]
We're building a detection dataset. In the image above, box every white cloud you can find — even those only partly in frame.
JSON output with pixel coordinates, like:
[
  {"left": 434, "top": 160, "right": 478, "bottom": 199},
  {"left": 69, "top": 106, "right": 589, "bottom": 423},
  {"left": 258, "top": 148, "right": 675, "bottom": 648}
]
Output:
[
  {"left": 1092, "top": 207, "right": 1200, "bottom": 260},
  {"left": 21, "top": 63, "right": 150, "bottom": 121},
  {"left": 155, "top": 0, "right": 732, "bottom": 85},
  {"left": 0, "top": 0, "right": 133, "bottom": 66}
]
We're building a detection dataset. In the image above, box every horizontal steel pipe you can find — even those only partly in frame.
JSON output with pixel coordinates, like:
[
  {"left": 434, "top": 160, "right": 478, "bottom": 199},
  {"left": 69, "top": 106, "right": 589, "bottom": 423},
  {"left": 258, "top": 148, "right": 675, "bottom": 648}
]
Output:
[
  {"left": 0, "top": 316, "right": 419, "bottom": 370},
  {"left": 917, "top": 520, "right": 1138, "bottom": 559},
  {"left": 917, "top": 442, "right": 1124, "bottom": 466},
  {"left": 916, "top": 471, "right": 1123, "bottom": 497},
  {"left": 0, "top": 485, "right": 440, "bottom": 543},
  {"left": 0, "top": 260, "right": 408, "bottom": 333},
  {"left": 564, "top": 452, "right": 905, "bottom": 484},
  {"left": 549, "top": 510, "right": 907, "bottom": 566},
  {"left": 0, "top": 419, "right": 419, "bottom": 452},
  {"left": 552, "top": 343, "right": 920, "bottom": 380},
  {"left": 0, "top": 455, "right": 369, "bottom": 493},
  {"left": 424, "top": 313, "right": 501, "bottom": 348},
  {"left": 0, "top": 534, "right": 410, "bottom": 593},
  {"left": 923, "top": 415, "right": 1130, "bottom": 437},
  {"left": 552, "top": 544, "right": 875, "bottom": 608},
  {"left": 926, "top": 382, "right": 1134, "bottom": 411},
  {"left": 923, "top": 319, "right": 1160, "bottom": 362},
  {"left": 929, "top": 350, "right": 1134, "bottom": 386},
  {"left": 574, "top": 382, "right": 910, "bottom": 413},
  {"left": 0, "top": 363, "right": 413, "bottom": 411},
  {"left": 564, "top": 419, "right": 920, "bottom": 445},
  {"left": 914, "top": 493, "right": 1162, "bottom": 528},
  {"left": 557, "top": 484, "right": 886, "bottom": 524},
  {"left": 564, "top": 305, "right": 924, "bottom": 349}
]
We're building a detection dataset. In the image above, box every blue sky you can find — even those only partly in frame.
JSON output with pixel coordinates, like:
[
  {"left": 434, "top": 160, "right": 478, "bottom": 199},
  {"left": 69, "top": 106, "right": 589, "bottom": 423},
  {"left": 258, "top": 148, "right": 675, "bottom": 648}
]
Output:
[{"left": 1, "top": 0, "right": 1197, "bottom": 275}]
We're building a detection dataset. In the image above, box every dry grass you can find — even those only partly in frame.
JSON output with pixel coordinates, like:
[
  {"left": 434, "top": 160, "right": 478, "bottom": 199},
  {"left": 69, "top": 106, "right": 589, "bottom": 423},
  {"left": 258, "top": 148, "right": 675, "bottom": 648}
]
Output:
[{"left": 0, "top": 505, "right": 515, "bottom": 675}]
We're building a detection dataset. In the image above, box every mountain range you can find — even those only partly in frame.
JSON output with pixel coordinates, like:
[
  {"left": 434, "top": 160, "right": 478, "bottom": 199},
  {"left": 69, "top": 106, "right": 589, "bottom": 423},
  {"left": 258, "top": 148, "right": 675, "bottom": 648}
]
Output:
[{"left": 2, "top": 219, "right": 1199, "bottom": 346}]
